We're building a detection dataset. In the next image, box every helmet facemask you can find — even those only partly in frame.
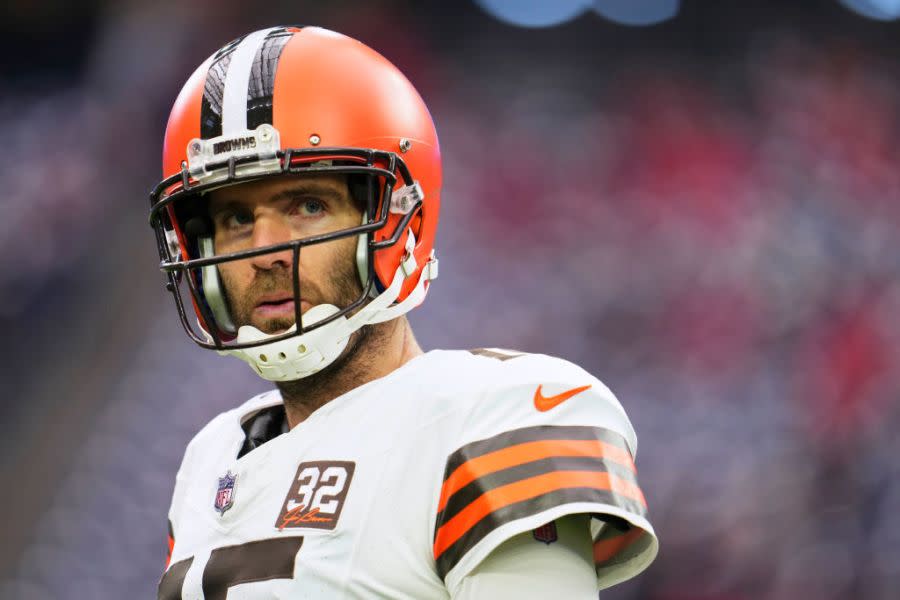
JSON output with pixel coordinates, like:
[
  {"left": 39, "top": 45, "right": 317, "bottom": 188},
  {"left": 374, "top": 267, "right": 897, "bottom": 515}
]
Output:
[{"left": 149, "top": 146, "right": 434, "bottom": 381}]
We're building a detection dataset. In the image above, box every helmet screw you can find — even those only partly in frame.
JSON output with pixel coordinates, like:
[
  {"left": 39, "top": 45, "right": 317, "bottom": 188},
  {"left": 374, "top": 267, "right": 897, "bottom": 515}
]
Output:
[
  {"left": 309, "top": 134, "right": 321, "bottom": 146},
  {"left": 399, "top": 138, "right": 412, "bottom": 153},
  {"left": 258, "top": 127, "right": 272, "bottom": 142}
]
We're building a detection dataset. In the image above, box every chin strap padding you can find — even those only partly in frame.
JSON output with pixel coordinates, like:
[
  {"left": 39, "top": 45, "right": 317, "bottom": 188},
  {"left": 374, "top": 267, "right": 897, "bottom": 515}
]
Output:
[{"left": 221, "top": 228, "right": 438, "bottom": 381}]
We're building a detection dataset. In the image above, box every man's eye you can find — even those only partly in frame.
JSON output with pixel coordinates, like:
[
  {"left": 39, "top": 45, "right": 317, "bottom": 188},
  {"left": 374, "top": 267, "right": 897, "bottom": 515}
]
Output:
[
  {"left": 293, "top": 199, "right": 325, "bottom": 216},
  {"left": 222, "top": 211, "right": 253, "bottom": 229}
]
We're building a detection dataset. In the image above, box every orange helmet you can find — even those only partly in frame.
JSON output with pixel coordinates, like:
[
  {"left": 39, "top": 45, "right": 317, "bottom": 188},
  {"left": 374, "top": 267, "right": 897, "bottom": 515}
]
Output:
[{"left": 149, "top": 26, "right": 441, "bottom": 380}]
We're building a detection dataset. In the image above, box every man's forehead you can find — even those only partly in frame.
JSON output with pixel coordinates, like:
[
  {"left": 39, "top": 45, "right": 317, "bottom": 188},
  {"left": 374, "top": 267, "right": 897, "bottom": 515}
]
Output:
[{"left": 208, "top": 173, "right": 349, "bottom": 206}]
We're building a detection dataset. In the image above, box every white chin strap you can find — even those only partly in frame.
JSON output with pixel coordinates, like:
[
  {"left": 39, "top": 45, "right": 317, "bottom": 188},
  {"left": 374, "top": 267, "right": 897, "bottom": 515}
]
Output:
[{"left": 218, "top": 230, "right": 437, "bottom": 382}]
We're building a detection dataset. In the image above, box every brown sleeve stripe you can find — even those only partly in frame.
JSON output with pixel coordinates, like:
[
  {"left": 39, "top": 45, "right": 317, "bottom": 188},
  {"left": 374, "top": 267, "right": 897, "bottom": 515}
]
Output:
[
  {"left": 435, "top": 469, "right": 646, "bottom": 556},
  {"left": 438, "top": 438, "right": 637, "bottom": 514},
  {"left": 438, "top": 454, "right": 640, "bottom": 527},
  {"left": 433, "top": 425, "right": 645, "bottom": 579},
  {"left": 434, "top": 485, "right": 646, "bottom": 580},
  {"left": 443, "top": 425, "right": 631, "bottom": 486}
]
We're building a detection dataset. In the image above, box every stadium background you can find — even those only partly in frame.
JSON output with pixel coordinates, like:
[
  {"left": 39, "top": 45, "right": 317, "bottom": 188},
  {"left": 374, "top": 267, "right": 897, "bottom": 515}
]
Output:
[{"left": 1, "top": 0, "right": 898, "bottom": 598}]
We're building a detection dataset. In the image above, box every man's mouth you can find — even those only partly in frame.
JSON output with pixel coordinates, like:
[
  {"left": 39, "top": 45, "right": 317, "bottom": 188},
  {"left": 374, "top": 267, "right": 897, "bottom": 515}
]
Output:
[{"left": 253, "top": 294, "right": 310, "bottom": 318}]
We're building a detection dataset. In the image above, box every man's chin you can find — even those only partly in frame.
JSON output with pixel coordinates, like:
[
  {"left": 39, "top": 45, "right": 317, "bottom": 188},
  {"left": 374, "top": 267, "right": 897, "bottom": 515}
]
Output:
[{"left": 250, "top": 318, "right": 296, "bottom": 335}]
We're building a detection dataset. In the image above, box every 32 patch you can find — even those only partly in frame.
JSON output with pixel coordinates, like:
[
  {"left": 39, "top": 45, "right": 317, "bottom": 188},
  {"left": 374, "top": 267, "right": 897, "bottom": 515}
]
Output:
[{"left": 276, "top": 461, "right": 355, "bottom": 531}]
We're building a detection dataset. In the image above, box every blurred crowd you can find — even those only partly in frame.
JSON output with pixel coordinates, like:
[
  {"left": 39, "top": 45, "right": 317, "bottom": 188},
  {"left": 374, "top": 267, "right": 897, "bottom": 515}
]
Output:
[
  {"left": 433, "top": 27, "right": 900, "bottom": 599},
  {"left": 1, "top": 1, "right": 898, "bottom": 599}
]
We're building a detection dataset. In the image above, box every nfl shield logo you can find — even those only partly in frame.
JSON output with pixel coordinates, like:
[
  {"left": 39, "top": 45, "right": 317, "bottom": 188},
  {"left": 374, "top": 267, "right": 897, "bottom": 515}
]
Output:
[
  {"left": 214, "top": 471, "right": 237, "bottom": 515},
  {"left": 532, "top": 521, "right": 558, "bottom": 544}
]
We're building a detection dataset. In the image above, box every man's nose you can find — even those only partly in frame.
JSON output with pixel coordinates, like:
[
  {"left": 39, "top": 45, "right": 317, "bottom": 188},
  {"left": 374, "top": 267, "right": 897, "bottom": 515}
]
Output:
[{"left": 249, "top": 215, "right": 294, "bottom": 270}]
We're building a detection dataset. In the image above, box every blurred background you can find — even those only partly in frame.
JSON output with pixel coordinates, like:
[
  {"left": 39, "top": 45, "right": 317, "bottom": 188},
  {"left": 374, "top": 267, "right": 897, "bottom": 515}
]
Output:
[{"left": 1, "top": 0, "right": 898, "bottom": 598}]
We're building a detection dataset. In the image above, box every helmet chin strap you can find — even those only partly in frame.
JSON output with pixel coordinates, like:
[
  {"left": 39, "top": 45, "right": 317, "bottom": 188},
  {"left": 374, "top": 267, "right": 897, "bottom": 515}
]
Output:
[{"left": 219, "top": 230, "right": 438, "bottom": 382}]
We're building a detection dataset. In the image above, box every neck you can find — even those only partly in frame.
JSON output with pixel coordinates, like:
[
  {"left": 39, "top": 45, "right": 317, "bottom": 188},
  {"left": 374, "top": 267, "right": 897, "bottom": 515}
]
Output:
[{"left": 276, "top": 316, "right": 423, "bottom": 429}]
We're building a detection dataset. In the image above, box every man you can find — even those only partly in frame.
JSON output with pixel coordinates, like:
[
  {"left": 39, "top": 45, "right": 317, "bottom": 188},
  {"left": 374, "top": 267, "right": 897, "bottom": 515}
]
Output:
[{"left": 150, "top": 26, "right": 657, "bottom": 599}]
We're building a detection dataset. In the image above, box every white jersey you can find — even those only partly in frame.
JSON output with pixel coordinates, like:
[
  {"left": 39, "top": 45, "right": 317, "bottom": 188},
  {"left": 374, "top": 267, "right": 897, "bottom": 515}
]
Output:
[{"left": 160, "top": 349, "right": 658, "bottom": 599}]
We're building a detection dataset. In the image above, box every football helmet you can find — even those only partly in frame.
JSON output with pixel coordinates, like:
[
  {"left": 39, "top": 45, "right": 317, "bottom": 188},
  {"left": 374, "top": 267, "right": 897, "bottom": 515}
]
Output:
[{"left": 149, "top": 26, "right": 440, "bottom": 381}]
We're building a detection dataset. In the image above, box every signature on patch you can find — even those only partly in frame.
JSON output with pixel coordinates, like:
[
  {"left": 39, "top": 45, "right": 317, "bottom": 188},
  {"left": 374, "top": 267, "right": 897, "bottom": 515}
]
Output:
[{"left": 277, "top": 505, "right": 334, "bottom": 530}]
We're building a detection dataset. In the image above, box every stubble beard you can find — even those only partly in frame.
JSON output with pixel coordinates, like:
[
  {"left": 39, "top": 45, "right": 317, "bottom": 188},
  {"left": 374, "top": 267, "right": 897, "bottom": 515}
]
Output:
[
  {"left": 275, "top": 320, "right": 381, "bottom": 408},
  {"left": 221, "top": 247, "right": 386, "bottom": 411},
  {"left": 226, "top": 261, "right": 361, "bottom": 336}
]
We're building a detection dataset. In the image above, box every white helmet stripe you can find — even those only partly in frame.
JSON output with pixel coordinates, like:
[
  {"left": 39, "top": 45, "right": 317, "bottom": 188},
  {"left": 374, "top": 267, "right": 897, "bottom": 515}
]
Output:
[{"left": 221, "top": 27, "right": 279, "bottom": 135}]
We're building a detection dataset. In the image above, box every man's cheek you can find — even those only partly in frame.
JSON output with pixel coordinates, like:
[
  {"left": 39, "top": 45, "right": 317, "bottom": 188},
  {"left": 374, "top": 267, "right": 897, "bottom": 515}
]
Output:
[{"left": 217, "top": 268, "right": 246, "bottom": 322}]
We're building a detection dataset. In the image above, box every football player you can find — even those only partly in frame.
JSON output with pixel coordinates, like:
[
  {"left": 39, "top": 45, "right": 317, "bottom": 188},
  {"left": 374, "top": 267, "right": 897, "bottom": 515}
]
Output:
[{"left": 150, "top": 26, "right": 657, "bottom": 599}]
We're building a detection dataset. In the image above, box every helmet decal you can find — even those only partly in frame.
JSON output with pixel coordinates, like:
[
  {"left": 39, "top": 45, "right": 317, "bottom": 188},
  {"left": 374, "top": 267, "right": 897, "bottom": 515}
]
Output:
[
  {"left": 246, "top": 28, "right": 296, "bottom": 130},
  {"left": 200, "top": 36, "right": 241, "bottom": 139},
  {"left": 201, "top": 27, "right": 299, "bottom": 140}
]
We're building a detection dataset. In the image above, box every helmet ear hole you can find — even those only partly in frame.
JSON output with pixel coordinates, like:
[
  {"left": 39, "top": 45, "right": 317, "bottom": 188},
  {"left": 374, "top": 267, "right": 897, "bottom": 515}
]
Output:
[
  {"left": 347, "top": 173, "right": 372, "bottom": 216},
  {"left": 184, "top": 217, "right": 211, "bottom": 239}
]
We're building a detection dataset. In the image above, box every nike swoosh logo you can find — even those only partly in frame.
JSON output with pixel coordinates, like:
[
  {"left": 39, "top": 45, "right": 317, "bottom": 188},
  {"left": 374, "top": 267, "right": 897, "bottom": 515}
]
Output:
[{"left": 533, "top": 384, "right": 592, "bottom": 412}]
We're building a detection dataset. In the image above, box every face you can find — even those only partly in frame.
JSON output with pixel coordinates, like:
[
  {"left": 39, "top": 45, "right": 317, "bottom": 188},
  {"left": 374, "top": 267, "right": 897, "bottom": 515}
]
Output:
[{"left": 207, "top": 173, "right": 364, "bottom": 334}]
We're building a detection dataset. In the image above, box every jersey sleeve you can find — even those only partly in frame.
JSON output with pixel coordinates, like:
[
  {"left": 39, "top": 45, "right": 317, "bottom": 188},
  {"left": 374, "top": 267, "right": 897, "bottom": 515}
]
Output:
[{"left": 433, "top": 353, "right": 658, "bottom": 593}]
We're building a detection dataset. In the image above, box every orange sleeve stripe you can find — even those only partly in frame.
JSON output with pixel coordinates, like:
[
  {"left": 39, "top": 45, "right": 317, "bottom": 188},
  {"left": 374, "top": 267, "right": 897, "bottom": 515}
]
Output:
[
  {"left": 438, "top": 439, "right": 636, "bottom": 513},
  {"left": 593, "top": 527, "right": 644, "bottom": 565},
  {"left": 434, "top": 469, "right": 646, "bottom": 558}
]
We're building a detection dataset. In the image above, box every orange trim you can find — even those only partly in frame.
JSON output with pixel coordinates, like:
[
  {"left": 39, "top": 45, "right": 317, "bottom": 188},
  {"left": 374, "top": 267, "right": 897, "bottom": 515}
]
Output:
[
  {"left": 593, "top": 527, "right": 644, "bottom": 565},
  {"left": 433, "top": 470, "right": 645, "bottom": 558},
  {"left": 165, "top": 533, "right": 175, "bottom": 569},
  {"left": 438, "top": 439, "right": 636, "bottom": 513},
  {"left": 165, "top": 204, "right": 212, "bottom": 332}
]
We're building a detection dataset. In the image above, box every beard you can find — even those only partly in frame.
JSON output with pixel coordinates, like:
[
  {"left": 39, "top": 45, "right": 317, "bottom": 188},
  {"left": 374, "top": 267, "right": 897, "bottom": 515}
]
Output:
[
  {"left": 274, "top": 318, "right": 377, "bottom": 404},
  {"left": 222, "top": 246, "right": 364, "bottom": 335},
  {"left": 218, "top": 242, "right": 385, "bottom": 405}
]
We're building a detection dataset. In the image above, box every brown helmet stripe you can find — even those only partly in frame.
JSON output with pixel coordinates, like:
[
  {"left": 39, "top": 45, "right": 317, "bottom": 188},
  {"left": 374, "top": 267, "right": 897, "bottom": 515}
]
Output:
[
  {"left": 246, "top": 27, "right": 298, "bottom": 130},
  {"left": 200, "top": 35, "right": 245, "bottom": 139}
]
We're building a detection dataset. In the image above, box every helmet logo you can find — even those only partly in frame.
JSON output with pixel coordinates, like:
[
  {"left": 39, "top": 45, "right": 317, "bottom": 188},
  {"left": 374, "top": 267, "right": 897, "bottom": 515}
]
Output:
[
  {"left": 212, "top": 136, "right": 257, "bottom": 155},
  {"left": 186, "top": 124, "right": 281, "bottom": 184}
]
